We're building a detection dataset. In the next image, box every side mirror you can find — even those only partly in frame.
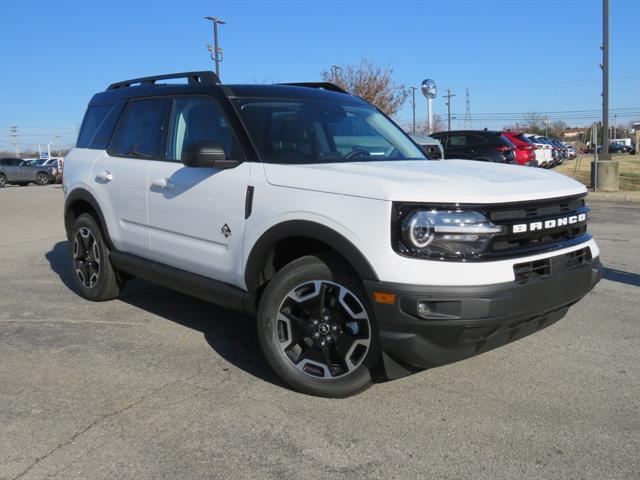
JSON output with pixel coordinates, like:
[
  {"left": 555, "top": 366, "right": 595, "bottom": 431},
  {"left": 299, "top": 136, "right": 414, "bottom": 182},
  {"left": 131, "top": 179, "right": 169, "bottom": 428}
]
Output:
[{"left": 181, "top": 141, "right": 240, "bottom": 168}]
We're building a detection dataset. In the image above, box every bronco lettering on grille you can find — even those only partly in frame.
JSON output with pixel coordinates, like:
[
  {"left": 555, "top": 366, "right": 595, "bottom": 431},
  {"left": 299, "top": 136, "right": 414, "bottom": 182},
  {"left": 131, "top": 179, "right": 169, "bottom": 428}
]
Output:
[{"left": 512, "top": 213, "right": 586, "bottom": 234}]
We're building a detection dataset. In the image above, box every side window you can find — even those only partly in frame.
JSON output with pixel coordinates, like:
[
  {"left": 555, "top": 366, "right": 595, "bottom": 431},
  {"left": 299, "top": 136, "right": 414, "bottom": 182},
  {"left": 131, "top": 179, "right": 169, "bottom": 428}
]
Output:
[
  {"left": 77, "top": 105, "right": 112, "bottom": 148},
  {"left": 466, "top": 134, "right": 485, "bottom": 146},
  {"left": 448, "top": 135, "right": 467, "bottom": 147},
  {"left": 114, "top": 99, "right": 169, "bottom": 159},
  {"left": 167, "top": 97, "right": 236, "bottom": 162}
]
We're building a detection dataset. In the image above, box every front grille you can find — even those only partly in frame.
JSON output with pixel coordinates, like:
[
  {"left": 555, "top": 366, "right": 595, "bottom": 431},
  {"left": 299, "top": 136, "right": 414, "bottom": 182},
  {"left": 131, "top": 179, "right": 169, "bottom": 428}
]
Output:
[
  {"left": 513, "top": 247, "right": 592, "bottom": 282},
  {"left": 484, "top": 194, "right": 590, "bottom": 259}
]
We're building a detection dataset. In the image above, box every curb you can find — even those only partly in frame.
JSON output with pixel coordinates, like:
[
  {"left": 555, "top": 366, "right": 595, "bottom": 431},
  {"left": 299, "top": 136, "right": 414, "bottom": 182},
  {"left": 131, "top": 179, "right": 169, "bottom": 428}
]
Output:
[{"left": 587, "top": 191, "right": 640, "bottom": 203}]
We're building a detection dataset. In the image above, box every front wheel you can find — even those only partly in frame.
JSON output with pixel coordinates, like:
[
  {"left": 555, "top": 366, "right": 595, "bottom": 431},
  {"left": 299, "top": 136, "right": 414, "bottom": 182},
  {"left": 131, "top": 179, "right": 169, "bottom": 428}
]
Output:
[
  {"left": 257, "top": 255, "right": 380, "bottom": 397},
  {"left": 0, "top": 174, "right": 6, "bottom": 188}
]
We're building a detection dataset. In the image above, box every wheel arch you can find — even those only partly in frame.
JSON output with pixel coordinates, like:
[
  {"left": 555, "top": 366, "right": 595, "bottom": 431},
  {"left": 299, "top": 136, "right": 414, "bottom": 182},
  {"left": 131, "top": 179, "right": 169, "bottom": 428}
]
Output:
[
  {"left": 244, "top": 220, "right": 379, "bottom": 293},
  {"left": 64, "top": 188, "right": 113, "bottom": 248}
]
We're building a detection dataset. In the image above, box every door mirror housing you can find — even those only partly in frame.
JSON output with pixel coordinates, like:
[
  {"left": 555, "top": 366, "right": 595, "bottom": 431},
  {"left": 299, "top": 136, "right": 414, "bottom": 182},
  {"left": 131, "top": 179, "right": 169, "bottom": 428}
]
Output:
[{"left": 181, "top": 142, "right": 240, "bottom": 169}]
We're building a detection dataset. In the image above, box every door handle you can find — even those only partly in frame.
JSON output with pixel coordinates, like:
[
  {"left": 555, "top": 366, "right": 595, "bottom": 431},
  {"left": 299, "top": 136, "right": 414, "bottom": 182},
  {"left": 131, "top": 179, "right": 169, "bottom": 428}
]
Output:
[
  {"left": 151, "top": 178, "right": 175, "bottom": 190},
  {"left": 96, "top": 170, "right": 113, "bottom": 181}
]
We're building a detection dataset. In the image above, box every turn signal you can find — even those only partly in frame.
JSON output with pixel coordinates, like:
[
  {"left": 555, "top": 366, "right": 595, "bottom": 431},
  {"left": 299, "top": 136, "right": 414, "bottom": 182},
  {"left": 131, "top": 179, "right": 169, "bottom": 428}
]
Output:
[{"left": 373, "top": 292, "right": 396, "bottom": 305}]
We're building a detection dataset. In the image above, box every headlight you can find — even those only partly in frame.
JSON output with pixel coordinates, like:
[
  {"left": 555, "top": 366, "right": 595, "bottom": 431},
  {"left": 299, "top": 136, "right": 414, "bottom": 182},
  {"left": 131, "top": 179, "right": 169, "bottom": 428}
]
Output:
[{"left": 397, "top": 209, "right": 503, "bottom": 261}]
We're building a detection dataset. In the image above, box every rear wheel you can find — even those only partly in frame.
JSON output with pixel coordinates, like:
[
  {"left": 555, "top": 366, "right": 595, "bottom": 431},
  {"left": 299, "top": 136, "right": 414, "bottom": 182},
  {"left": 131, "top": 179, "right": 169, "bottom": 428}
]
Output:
[
  {"left": 70, "top": 213, "right": 123, "bottom": 301},
  {"left": 257, "top": 254, "right": 379, "bottom": 397},
  {"left": 0, "top": 174, "right": 6, "bottom": 188},
  {"left": 36, "top": 172, "right": 49, "bottom": 186}
]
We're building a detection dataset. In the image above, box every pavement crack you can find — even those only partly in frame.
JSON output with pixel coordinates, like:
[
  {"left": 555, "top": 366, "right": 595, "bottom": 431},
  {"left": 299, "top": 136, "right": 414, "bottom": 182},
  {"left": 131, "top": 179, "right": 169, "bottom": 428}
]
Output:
[{"left": 10, "top": 374, "right": 197, "bottom": 480}]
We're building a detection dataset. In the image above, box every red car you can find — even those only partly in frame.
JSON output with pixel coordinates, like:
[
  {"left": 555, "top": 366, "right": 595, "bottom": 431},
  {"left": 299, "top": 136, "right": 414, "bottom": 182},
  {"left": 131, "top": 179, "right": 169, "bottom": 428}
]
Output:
[{"left": 502, "top": 131, "right": 537, "bottom": 166}]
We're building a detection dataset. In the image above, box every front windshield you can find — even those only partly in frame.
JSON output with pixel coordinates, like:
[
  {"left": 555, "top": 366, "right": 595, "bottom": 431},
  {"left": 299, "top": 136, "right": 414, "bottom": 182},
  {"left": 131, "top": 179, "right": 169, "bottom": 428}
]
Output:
[{"left": 234, "top": 98, "right": 426, "bottom": 163}]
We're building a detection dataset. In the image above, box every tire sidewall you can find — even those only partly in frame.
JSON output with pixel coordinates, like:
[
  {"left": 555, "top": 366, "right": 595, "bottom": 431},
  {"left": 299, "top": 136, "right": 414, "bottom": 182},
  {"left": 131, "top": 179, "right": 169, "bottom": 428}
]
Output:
[
  {"left": 70, "top": 214, "right": 113, "bottom": 301},
  {"left": 257, "top": 255, "right": 379, "bottom": 397}
]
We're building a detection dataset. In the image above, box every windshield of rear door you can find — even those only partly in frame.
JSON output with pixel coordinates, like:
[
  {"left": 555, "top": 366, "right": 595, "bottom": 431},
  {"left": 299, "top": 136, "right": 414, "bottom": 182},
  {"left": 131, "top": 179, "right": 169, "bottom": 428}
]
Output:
[{"left": 233, "top": 98, "right": 426, "bottom": 163}]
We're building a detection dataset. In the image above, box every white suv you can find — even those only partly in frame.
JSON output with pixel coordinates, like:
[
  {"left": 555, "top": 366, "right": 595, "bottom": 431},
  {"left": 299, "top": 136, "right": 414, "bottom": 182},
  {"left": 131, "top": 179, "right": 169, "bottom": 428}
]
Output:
[{"left": 63, "top": 72, "right": 601, "bottom": 397}]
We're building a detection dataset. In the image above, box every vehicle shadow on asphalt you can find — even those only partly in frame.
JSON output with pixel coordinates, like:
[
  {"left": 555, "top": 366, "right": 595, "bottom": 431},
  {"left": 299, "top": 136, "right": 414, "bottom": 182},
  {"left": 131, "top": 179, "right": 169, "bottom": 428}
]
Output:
[
  {"left": 602, "top": 267, "right": 640, "bottom": 287},
  {"left": 45, "top": 241, "right": 287, "bottom": 390}
]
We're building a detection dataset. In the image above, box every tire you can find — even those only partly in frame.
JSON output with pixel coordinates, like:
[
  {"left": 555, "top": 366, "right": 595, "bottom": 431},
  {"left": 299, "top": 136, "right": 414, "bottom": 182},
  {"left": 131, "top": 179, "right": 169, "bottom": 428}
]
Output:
[
  {"left": 257, "top": 254, "right": 380, "bottom": 397},
  {"left": 70, "top": 213, "right": 123, "bottom": 301},
  {"left": 0, "top": 174, "right": 6, "bottom": 188},
  {"left": 36, "top": 172, "right": 49, "bottom": 186}
]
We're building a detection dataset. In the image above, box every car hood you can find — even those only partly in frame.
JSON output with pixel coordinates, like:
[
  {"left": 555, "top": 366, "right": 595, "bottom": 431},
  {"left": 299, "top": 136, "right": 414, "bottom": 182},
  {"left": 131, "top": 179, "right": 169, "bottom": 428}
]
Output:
[{"left": 263, "top": 159, "right": 586, "bottom": 204}]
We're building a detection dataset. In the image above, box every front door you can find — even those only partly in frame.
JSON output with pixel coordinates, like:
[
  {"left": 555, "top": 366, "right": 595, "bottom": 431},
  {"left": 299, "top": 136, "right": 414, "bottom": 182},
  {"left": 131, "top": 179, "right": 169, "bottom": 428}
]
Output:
[{"left": 146, "top": 96, "right": 249, "bottom": 286}]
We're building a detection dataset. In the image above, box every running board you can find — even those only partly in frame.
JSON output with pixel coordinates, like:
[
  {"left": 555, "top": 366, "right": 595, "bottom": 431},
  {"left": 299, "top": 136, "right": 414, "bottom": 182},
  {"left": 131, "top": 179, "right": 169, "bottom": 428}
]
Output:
[{"left": 110, "top": 251, "right": 255, "bottom": 314}]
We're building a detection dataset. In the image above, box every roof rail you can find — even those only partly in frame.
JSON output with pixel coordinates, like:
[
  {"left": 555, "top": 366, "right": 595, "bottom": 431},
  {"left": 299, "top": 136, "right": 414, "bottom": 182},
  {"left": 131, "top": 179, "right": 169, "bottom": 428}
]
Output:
[
  {"left": 107, "top": 71, "right": 220, "bottom": 90},
  {"left": 279, "top": 82, "right": 349, "bottom": 94}
]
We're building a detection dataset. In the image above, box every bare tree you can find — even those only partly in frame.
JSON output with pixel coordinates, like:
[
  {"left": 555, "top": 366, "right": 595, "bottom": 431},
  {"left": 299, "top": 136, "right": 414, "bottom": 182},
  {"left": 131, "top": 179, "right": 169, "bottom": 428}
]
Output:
[
  {"left": 523, "top": 112, "right": 545, "bottom": 134},
  {"left": 413, "top": 114, "right": 445, "bottom": 135},
  {"left": 549, "top": 120, "right": 567, "bottom": 138},
  {"left": 321, "top": 59, "right": 410, "bottom": 117}
]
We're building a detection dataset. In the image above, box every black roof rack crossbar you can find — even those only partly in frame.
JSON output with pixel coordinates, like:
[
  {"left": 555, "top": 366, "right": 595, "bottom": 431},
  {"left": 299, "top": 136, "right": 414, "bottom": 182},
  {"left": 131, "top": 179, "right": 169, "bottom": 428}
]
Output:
[
  {"left": 279, "top": 82, "right": 349, "bottom": 94},
  {"left": 107, "top": 71, "right": 221, "bottom": 90}
]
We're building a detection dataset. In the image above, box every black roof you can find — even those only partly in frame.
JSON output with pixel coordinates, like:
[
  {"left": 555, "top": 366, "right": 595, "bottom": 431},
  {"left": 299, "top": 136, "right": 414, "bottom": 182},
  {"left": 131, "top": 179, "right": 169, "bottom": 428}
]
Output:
[{"left": 89, "top": 71, "right": 364, "bottom": 107}]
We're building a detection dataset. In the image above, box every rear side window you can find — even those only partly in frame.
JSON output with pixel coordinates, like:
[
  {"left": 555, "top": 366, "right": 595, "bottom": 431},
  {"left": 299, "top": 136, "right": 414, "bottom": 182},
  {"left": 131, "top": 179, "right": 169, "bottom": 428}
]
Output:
[
  {"left": 448, "top": 135, "right": 467, "bottom": 147},
  {"left": 114, "top": 99, "right": 170, "bottom": 159},
  {"left": 77, "top": 105, "right": 112, "bottom": 148}
]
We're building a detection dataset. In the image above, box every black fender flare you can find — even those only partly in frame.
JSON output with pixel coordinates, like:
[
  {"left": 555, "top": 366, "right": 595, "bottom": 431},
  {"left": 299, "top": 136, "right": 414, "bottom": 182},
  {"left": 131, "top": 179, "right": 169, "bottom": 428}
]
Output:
[
  {"left": 64, "top": 188, "right": 113, "bottom": 247},
  {"left": 244, "top": 220, "right": 379, "bottom": 292}
]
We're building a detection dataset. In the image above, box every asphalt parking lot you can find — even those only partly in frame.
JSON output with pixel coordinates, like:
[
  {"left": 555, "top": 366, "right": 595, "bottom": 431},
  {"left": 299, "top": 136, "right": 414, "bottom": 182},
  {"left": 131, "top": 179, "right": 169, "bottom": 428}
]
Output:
[{"left": 0, "top": 184, "right": 638, "bottom": 480}]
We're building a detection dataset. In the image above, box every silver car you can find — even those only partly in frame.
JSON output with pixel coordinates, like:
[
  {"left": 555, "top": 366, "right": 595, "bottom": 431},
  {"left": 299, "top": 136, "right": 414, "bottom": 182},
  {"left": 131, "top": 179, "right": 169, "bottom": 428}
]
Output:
[{"left": 0, "top": 157, "right": 55, "bottom": 187}]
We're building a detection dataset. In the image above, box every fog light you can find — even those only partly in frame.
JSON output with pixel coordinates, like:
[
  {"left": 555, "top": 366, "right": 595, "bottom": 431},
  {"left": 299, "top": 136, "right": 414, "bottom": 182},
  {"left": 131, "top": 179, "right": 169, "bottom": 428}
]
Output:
[{"left": 417, "top": 301, "right": 430, "bottom": 318}]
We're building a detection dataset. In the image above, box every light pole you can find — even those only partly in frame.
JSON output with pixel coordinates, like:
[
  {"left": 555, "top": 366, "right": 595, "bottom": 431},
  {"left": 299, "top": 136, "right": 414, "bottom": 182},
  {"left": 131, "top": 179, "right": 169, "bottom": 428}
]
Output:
[
  {"left": 204, "top": 16, "right": 226, "bottom": 78},
  {"left": 600, "top": 0, "right": 610, "bottom": 159}
]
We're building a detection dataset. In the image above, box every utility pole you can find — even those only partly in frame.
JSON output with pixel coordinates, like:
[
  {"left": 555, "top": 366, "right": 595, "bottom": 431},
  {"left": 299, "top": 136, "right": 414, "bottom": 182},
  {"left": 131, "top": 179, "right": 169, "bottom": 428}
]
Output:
[
  {"left": 601, "top": 0, "right": 610, "bottom": 159},
  {"left": 9, "top": 126, "right": 19, "bottom": 157},
  {"left": 544, "top": 116, "right": 549, "bottom": 137},
  {"left": 444, "top": 89, "right": 456, "bottom": 131},
  {"left": 204, "top": 16, "right": 226, "bottom": 78},
  {"left": 411, "top": 87, "right": 417, "bottom": 134},
  {"left": 331, "top": 65, "right": 341, "bottom": 82},
  {"left": 613, "top": 114, "right": 617, "bottom": 140}
]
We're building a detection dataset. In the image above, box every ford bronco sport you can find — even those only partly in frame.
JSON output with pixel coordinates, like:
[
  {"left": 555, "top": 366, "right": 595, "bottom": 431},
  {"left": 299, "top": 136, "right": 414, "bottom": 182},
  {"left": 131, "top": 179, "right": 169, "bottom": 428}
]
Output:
[{"left": 63, "top": 71, "right": 601, "bottom": 397}]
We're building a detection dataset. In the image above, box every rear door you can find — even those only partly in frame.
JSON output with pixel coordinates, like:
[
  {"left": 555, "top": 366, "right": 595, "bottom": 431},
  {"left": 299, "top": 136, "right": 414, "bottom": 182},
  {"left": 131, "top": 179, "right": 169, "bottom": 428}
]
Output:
[
  {"left": 1, "top": 159, "right": 20, "bottom": 181},
  {"left": 446, "top": 134, "right": 473, "bottom": 159},
  {"left": 91, "top": 97, "right": 171, "bottom": 256}
]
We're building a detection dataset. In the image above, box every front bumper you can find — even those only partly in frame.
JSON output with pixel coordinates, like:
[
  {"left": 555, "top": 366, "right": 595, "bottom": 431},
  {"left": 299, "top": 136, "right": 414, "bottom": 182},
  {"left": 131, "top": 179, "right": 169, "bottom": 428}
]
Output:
[{"left": 364, "top": 254, "right": 602, "bottom": 379}]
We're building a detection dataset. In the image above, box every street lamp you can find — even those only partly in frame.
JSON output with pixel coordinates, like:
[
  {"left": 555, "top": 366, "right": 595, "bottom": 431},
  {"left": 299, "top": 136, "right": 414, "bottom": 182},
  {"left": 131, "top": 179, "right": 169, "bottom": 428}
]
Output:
[{"left": 204, "top": 16, "right": 226, "bottom": 78}]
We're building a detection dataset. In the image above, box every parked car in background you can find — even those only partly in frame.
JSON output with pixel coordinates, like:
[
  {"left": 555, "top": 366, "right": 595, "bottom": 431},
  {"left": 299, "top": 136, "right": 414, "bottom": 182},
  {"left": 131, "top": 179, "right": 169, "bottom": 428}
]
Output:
[
  {"left": 523, "top": 135, "right": 553, "bottom": 168},
  {"left": 609, "top": 144, "right": 637, "bottom": 155},
  {"left": 501, "top": 131, "right": 537, "bottom": 166},
  {"left": 565, "top": 144, "right": 577, "bottom": 159},
  {"left": 409, "top": 134, "right": 444, "bottom": 159},
  {"left": 430, "top": 130, "right": 516, "bottom": 163},
  {"left": 31, "top": 157, "right": 64, "bottom": 182},
  {"left": 0, "top": 157, "right": 55, "bottom": 187}
]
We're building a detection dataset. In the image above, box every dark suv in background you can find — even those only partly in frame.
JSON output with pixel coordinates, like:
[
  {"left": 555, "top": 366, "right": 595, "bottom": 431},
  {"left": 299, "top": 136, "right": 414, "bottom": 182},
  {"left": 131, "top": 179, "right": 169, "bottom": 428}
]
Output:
[{"left": 431, "top": 130, "right": 516, "bottom": 163}]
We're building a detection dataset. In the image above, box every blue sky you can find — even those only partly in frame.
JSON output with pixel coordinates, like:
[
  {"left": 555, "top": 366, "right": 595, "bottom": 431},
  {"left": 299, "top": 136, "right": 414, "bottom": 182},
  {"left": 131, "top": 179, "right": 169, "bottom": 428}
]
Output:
[{"left": 1, "top": 0, "right": 639, "bottom": 151}]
